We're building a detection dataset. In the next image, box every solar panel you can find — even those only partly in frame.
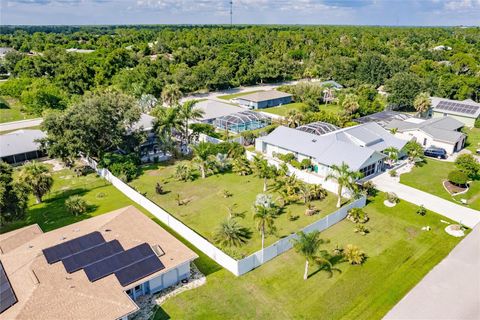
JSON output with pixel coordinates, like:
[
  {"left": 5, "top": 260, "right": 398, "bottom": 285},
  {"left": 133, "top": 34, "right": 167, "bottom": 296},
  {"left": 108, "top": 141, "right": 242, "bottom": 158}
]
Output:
[
  {"left": 83, "top": 243, "right": 155, "bottom": 282},
  {"left": 0, "top": 261, "right": 17, "bottom": 314},
  {"left": 62, "top": 240, "right": 124, "bottom": 273},
  {"left": 115, "top": 255, "right": 165, "bottom": 287},
  {"left": 435, "top": 101, "right": 480, "bottom": 115},
  {"left": 42, "top": 232, "right": 105, "bottom": 264}
]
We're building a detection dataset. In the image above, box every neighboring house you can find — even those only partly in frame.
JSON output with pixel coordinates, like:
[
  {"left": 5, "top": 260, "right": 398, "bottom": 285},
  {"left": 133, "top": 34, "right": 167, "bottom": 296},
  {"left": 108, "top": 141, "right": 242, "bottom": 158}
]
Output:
[
  {"left": 431, "top": 97, "right": 480, "bottom": 128},
  {"left": 65, "top": 48, "right": 95, "bottom": 54},
  {"left": 0, "top": 129, "right": 47, "bottom": 165},
  {"left": 194, "top": 99, "right": 244, "bottom": 124},
  {"left": 0, "top": 47, "right": 14, "bottom": 59},
  {"left": 385, "top": 116, "right": 466, "bottom": 154},
  {"left": 214, "top": 110, "right": 271, "bottom": 133},
  {"left": 236, "top": 90, "right": 292, "bottom": 109},
  {"left": 319, "top": 80, "right": 343, "bottom": 89},
  {"left": 131, "top": 113, "right": 170, "bottom": 163},
  {"left": 355, "top": 111, "right": 412, "bottom": 127},
  {"left": 0, "top": 206, "right": 198, "bottom": 320},
  {"left": 255, "top": 122, "right": 407, "bottom": 179}
]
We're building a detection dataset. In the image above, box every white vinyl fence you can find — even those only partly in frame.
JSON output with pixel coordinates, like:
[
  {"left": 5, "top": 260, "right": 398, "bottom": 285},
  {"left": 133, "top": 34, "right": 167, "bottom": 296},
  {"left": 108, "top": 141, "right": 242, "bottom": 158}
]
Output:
[{"left": 84, "top": 157, "right": 365, "bottom": 276}]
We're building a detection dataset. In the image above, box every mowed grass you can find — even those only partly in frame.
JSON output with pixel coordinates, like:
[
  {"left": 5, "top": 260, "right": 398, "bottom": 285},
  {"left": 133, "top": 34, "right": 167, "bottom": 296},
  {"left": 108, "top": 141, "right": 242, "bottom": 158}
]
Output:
[
  {"left": 261, "top": 102, "right": 343, "bottom": 117},
  {"left": 218, "top": 90, "right": 264, "bottom": 100},
  {"left": 156, "top": 193, "right": 464, "bottom": 320},
  {"left": 0, "top": 96, "right": 35, "bottom": 123},
  {"left": 465, "top": 127, "right": 480, "bottom": 154},
  {"left": 1, "top": 168, "right": 136, "bottom": 234},
  {"left": 400, "top": 159, "right": 480, "bottom": 210},
  {"left": 129, "top": 161, "right": 338, "bottom": 257}
]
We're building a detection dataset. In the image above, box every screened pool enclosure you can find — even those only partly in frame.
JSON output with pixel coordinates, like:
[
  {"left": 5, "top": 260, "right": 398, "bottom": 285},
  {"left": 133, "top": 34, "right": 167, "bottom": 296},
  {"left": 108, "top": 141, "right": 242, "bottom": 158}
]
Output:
[{"left": 214, "top": 111, "right": 271, "bottom": 133}]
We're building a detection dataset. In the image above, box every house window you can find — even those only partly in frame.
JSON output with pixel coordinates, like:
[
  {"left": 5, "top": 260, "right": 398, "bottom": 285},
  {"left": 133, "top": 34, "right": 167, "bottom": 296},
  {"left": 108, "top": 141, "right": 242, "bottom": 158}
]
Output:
[
  {"left": 360, "top": 163, "right": 376, "bottom": 177},
  {"left": 423, "top": 138, "right": 427, "bottom": 146}
]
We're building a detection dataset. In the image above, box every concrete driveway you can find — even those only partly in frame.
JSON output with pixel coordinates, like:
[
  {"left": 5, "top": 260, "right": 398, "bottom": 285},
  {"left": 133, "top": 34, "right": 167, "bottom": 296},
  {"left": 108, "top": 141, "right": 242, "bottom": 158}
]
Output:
[
  {"left": 0, "top": 118, "right": 43, "bottom": 132},
  {"left": 372, "top": 171, "right": 480, "bottom": 228}
]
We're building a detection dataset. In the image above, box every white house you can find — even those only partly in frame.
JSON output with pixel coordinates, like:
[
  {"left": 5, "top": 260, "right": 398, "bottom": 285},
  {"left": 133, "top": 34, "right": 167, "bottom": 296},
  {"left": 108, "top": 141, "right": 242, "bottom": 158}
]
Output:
[
  {"left": 431, "top": 97, "right": 480, "bottom": 128},
  {"left": 255, "top": 122, "right": 407, "bottom": 179}
]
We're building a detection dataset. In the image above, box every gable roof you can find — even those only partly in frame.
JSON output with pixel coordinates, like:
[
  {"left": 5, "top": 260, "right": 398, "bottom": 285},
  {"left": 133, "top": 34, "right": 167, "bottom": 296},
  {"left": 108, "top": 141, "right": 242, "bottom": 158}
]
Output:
[
  {"left": 237, "top": 90, "right": 292, "bottom": 103},
  {"left": 0, "top": 130, "right": 46, "bottom": 158},
  {"left": 431, "top": 97, "right": 480, "bottom": 119},
  {"left": 258, "top": 122, "right": 407, "bottom": 170},
  {"left": 385, "top": 116, "right": 465, "bottom": 144},
  {"left": 194, "top": 99, "right": 244, "bottom": 121}
]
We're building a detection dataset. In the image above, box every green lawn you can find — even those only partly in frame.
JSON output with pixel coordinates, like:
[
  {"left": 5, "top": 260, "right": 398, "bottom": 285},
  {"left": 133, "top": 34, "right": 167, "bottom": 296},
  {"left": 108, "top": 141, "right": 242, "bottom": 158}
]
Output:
[
  {"left": 465, "top": 127, "right": 480, "bottom": 154},
  {"left": 156, "top": 193, "right": 464, "bottom": 320},
  {"left": 129, "top": 161, "right": 338, "bottom": 258},
  {"left": 0, "top": 96, "right": 35, "bottom": 123},
  {"left": 400, "top": 159, "right": 480, "bottom": 210},
  {"left": 218, "top": 90, "right": 265, "bottom": 100},
  {"left": 260, "top": 102, "right": 305, "bottom": 116}
]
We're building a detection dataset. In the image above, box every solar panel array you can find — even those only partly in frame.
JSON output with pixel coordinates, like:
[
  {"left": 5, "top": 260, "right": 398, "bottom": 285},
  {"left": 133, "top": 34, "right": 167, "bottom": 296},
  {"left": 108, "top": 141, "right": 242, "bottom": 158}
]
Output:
[
  {"left": 42, "top": 232, "right": 165, "bottom": 287},
  {"left": 0, "top": 261, "right": 17, "bottom": 314},
  {"left": 435, "top": 101, "right": 480, "bottom": 115}
]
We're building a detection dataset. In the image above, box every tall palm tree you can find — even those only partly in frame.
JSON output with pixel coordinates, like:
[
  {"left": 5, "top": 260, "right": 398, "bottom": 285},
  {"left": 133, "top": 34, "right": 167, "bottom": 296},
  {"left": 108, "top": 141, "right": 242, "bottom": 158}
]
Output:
[
  {"left": 179, "top": 100, "right": 205, "bottom": 144},
  {"left": 252, "top": 155, "right": 275, "bottom": 192},
  {"left": 413, "top": 92, "right": 431, "bottom": 118},
  {"left": 253, "top": 203, "right": 277, "bottom": 255},
  {"left": 161, "top": 83, "right": 182, "bottom": 107},
  {"left": 191, "top": 142, "right": 213, "bottom": 179},
  {"left": 17, "top": 161, "right": 53, "bottom": 204},
  {"left": 326, "top": 162, "right": 363, "bottom": 208},
  {"left": 152, "top": 106, "right": 182, "bottom": 138},
  {"left": 214, "top": 218, "right": 252, "bottom": 248},
  {"left": 291, "top": 231, "right": 328, "bottom": 280}
]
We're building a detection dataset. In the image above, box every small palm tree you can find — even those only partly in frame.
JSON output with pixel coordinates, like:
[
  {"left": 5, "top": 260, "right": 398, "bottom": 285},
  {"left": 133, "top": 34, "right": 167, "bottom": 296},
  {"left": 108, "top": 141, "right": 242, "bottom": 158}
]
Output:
[
  {"left": 17, "top": 161, "right": 53, "bottom": 204},
  {"left": 174, "top": 163, "right": 194, "bottom": 181},
  {"left": 191, "top": 142, "right": 213, "bottom": 179},
  {"left": 342, "top": 93, "right": 360, "bottom": 116},
  {"left": 291, "top": 231, "right": 328, "bottom": 280},
  {"left": 326, "top": 162, "right": 363, "bottom": 208},
  {"left": 253, "top": 202, "right": 277, "bottom": 254},
  {"left": 384, "top": 147, "right": 399, "bottom": 166},
  {"left": 232, "top": 156, "right": 252, "bottom": 176},
  {"left": 161, "top": 83, "right": 182, "bottom": 107},
  {"left": 252, "top": 155, "right": 275, "bottom": 192},
  {"left": 179, "top": 100, "right": 205, "bottom": 144},
  {"left": 413, "top": 92, "right": 431, "bottom": 118},
  {"left": 286, "top": 109, "right": 304, "bottom": 128},
  {"left": 214, "top": 218, "right": 252, "bottom": 248},
  {"left": 347, "top": 207, "right": 369, "bottom": 223},
  {"left": 344, "top": 244, "right": 366, "bottom": 265}
]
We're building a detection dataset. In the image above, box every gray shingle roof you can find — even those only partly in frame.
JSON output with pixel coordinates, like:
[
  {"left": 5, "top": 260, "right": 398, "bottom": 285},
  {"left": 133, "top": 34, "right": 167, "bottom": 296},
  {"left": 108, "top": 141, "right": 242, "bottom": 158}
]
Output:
[
  {"left": 0, "top": 130, "right": 46, "bottom": 157},
  {"left": 237, "top": 90, "right": 292, "bottom": 103},
  {"left": 194, "top": 100, "right": 244, "bottom": 121}
]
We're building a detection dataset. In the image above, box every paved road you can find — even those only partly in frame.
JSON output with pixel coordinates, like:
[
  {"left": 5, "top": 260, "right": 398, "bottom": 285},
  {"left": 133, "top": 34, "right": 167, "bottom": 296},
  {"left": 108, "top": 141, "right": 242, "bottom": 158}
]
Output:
[
  {"left": 0, "top": 118, "right": 43, "bottom": 132},
  {"left": 372, "top": 172, "right": 480, "bottom": 228},
  {"left": 384, "top": 224, "right": 480, "bottom": 320}
]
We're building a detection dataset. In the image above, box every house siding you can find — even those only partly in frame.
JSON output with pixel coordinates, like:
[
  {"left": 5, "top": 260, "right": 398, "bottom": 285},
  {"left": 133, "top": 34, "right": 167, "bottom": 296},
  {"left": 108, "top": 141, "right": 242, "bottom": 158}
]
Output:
[
  {"left": 237, "top": 96, "right": 292, "bottom": 109},
  {"left": 432, "top": 111, "right": 476, "bottom": 128},
  {"left": 147, "top": 261, "right": 191, "bottom": 295},
  {"left": 395, "top": 130, "right": 465, "bottom": 154}
]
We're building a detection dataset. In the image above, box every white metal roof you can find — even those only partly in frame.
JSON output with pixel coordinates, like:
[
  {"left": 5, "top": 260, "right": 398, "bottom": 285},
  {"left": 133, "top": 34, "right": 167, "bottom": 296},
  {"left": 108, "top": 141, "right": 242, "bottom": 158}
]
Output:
[
  {"left": 0, "top": 129, "right": 46, "bottom": 157},
  {"left": 194, "top": 100, "right": 244, "bottom": 121}
]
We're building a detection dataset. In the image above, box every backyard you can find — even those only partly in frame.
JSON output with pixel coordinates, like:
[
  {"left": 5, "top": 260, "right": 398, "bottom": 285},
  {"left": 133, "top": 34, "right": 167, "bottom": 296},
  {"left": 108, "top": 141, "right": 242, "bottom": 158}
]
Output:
[
  {"left": 0, "top": 96, "right": 35, "bottom": 123},
  {"left": 129, "top": 161, "right": 339, "bottom": 257},
  {"left": 155, "top": 192, "right": 465, "bottom": 319},
  {"left": 400, "top": 159, "right": 480, "bottom": 210},
  {"left": 260, "top": 102, "right": 342, "bottom": 117},
  {"left": 465, "top": 127, "right": 480, "bottom": 154}
]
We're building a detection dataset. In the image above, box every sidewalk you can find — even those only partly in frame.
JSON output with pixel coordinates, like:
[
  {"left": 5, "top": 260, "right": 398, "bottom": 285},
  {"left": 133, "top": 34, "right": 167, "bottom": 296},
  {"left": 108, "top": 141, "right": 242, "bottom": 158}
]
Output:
[
  {"left": 0, "top": 118, "right": 43, "bottom": 132},
  {"left": 372, "top": 171, "right": 480, "bottom": 228}
]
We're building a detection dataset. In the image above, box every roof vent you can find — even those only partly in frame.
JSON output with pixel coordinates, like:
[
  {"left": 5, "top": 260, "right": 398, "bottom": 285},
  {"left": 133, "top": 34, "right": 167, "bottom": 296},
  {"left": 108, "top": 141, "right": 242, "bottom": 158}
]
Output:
[
  {"left": 152, "top": 244, "right": 165, "bottom": 257},
  {"left": 312, "top": 139, "right": 317, "bottom": 142},
  {"left": 61, "top": 236, "right": 67, "bottom": 241},
  {"left": 105, "top": 229, "right": 112, "bottom": 232}
]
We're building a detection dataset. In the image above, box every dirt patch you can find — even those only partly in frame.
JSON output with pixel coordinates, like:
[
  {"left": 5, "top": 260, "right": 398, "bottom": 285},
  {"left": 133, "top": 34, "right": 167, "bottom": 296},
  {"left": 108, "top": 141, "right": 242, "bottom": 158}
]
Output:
[
  {"left": 147, "top": 170, "right": 161, "bottom": 176},
  {"left": 443, "top": 180, "right": 467, "bottom": 195},
  {"left": 405, "top": 227, "right": 419, "bottom": 240}
]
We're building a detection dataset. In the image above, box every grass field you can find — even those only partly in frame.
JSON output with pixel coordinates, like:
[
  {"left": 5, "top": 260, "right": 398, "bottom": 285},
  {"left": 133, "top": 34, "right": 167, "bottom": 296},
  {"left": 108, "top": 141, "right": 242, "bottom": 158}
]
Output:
[
  {"left": 155, "top": 192, "right": 464, "bottom": 320},
  {"left": 465, "top": 127, "right": 480, "bottom": 154},
  {"left": 218, "top": 90, "right": 264, "bottom": 100},
  {"left": 0, "top": 96, "right": 34, "bottom": 123},
  {"left": 129, "top": 161, "right": 338, "bottom": 257},
  {"left": 261, "top": 102, "right": 342, "bottom": 117},
  {"left": 400, "top": 159, "right": 480, "bottom": 210}
]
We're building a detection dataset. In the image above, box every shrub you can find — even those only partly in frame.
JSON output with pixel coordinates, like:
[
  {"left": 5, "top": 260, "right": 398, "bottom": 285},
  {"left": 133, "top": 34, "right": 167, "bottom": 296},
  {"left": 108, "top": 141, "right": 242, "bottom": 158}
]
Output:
[
  {"left": 290, "top": 159, "right": 302, "bottom": 169},
  {"left": 354, "top": 224, "right": 369, "bottom": 235},
  {"left": 389, "top": 169, "right": 397, "bottom": 177},
  {"left": 416, "top": 205, "right": 427, "bottom": 216},
  {"left": 448, "top": 170, "right": 468, "bottom": 186},
  {"left": 278, "top": 153, "right": 296, "bottom": 163},
  {"left": 109, "top": 161, "right": 138, "bottom": 182},
  {"left": 343, "top": 244, "right": 366, "bottom": 265},
  {"left": 347, "top": 208, "right": 369, "bottom": 223},
  {"left": 361, "top": 181, "right": 377, "bottom": 198},
  {"left": 475, "top": 118, "right": 480, "bottom": 128},
  {"left": 386, "top": 192, "right": 399, "bottom": 204},
  {"left": 455, "top": 154, "right": 479, "bottom": 179},
  {"left": 65, "top": 195, "right": 88, "bottom": 216},
  {"left": 300, "top": 158, "right": 312, "bottom": 170}
]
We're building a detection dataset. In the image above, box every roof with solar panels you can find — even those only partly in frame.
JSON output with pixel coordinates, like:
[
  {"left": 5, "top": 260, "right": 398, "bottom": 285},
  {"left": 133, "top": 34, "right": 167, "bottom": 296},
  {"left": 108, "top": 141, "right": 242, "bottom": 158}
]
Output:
[
  {"left": 0, "top": 206, "right": 197, "bottom": 320},
  {"left": 431, "top": 97, "right": 480, "bottom": 119}
]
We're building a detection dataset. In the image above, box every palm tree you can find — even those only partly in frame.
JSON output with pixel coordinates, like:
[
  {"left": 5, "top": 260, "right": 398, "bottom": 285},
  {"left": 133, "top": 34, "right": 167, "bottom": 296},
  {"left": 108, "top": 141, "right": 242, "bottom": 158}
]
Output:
[
  {"left": 326, "top": 162, "right": 363, "bottom": 208},
  {"left": 286, "top": 109, "right": 304, "bottom": 128},
  {"left": 347, "top": 207, "right": 369, "bottom": 223},
  {"left": 291, "top": 231, "right": 328, "bottom": 280},
  {"left": 342, "top": 93, "right": 360, "bottom": 116},
  {"left": 152, "top": 106, "right": 182, "bottom": 148},
  {"left": 232, "top": 156, "right": 252, "bottom": 176},
  {"left": 252, "top": 155, "right": 275, "bottom": 192},
  {"left": 161, "top": 83, "right": 182, "bottom": 107},
  {"left": 191, "top": 142, "right": 213, "bottom": 179},
  {"left": 344, "top": 244, "right": 366, "bottom": 265},
  {"left": 413, "top": 92, "right": 431, "bottom": 118},
  {"left": 384, "top": 147, "right": 399, "bottom": 166},
  {"left": 214, "top": 218, "right": 252, "bottom": 248},
  {"left": 253, "top": 202, "right": 277, "bottom": 255},
  {"left": 179, "top": 100, "right": 205, "bottom": 144},
  {"left": 17, "top": 161, "right": 53, "bottom": 204}
]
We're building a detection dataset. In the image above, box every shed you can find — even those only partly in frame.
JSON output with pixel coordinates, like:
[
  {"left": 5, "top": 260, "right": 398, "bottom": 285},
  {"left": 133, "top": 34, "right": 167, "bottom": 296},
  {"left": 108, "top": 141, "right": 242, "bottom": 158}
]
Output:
[
  {"left": 0, "top": 129, "right": 47, "bottom": 164},
  {"left": 236, "top": 91, "right": 292, "bottom": 109}
]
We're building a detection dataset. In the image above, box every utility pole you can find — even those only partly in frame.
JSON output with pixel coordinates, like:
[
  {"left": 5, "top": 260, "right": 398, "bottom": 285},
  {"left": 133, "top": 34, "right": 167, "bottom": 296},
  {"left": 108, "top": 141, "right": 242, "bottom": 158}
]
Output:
[{"left": 230, "top": 0, "right": 233, "bottom": 26}]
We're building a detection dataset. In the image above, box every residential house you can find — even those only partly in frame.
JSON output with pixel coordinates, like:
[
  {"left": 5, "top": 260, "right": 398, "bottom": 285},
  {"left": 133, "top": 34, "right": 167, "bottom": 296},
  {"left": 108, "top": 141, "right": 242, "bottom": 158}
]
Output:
[
  {"left": 194, "top": 99, "right": 244, "bottom": 124},
  {"left": 0, "top": 206, "right": 198, "bottom": 320},
  {"left": 431, "top": 97, "right": 480, "bottom": 127},
  {"left": 0, "top": 129, "right": 47, "bottom": 165},
  {"left": 385, "top": 116, "right": 466, "bottom": 154},
  {"left": 255, "top": 122, "right": 407, "bottom": 179},
  {"left": 236, "top": 90, "right": 292, "bottom": 109},
  {"left": 355, "top": 110, "right": 412, "bottom": 128}
]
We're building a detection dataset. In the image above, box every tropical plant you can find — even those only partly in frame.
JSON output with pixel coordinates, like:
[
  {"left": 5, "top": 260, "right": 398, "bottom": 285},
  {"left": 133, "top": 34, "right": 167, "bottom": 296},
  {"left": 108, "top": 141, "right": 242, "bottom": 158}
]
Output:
[
  {"left": 343, "top": 244, "right": 366, "bottom": 265},
  {"left": 342, "top": 93, "right": 360, "bottom": 116},
  {"left": 65, "top": 195, "right": 88, "bottom": 216},
  {"left": 232, "top": 156, "right": 252, "bottom": 176},
  {"left": 155, "top": 182, "right": 165, "bottom": 195},
  {"left": 191, "top": 142, "right": 214, "bottom": 179},
  {"left": 403, "top": 141, "right": 425, "bottom": 164},
  {"left": 354, "top": 224, "right": 369, "bottom": 235},
  {"left": 291, "top": 231, "right": 329, "bottom": 280},
  {"left": 384, "top": 147, "right": 399, "bottom": 166},
  {"left": 326, "top": 162, "right": 363, "bottom": 208},
  {"left": 152, "top": 105, "right": 182, "bottom": 152},
  {"left": 179, "top": 100, "right": 205, "bottom": 144},
  {"left": 252, "top": 155, "right": 276, "bottom": 192},
  {"left": 253, "top": 199, "right": 278, "bottom": 253},
  {"left": 0, "top": 162, "right": 28, "bottom": 225},
  {"left": 347, "top": 207, "right": 369, "bottom": 223},
  {"left": 416, "top": 205, "right": 427, "bottom": 216},
  {"left": 386, "top": 192, "right": 399, "bottom": 204},
  {"left": 214, "top": 218, "right": 252, "bottom": 248},
  {"left": 214, "top": 153, "right": 231, "bottom": 172},
  {"left": 174, "top": 163, "right": 195, "bottom": 181},
  {"left": 286, "top": 109, "right": 304, "bottom": 128},
  {"left": 161, "top": 83, "right": 182, "bottom": 107},
  {"left": 413, "top": 92, "right": 431, "bottom": 117},
  {"left": 17, "top": 161, "right": 53, "bottom": 204}
]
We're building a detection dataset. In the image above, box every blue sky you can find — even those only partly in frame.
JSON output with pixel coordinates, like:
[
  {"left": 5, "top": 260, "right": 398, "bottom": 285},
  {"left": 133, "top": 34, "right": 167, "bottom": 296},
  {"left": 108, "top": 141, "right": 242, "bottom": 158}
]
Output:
[{"left": 2, "top": 0, "right": 480, "bottom": 26}]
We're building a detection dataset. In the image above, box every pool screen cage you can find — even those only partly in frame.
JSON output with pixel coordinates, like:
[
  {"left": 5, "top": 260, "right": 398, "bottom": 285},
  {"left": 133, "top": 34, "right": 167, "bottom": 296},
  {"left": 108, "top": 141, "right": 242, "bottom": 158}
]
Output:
[
  {"left": 296, "top": 121, "right": 339, "bottom": 136},
  {"left": 214, "top": 111, "right": 271, "bottom": 133}
]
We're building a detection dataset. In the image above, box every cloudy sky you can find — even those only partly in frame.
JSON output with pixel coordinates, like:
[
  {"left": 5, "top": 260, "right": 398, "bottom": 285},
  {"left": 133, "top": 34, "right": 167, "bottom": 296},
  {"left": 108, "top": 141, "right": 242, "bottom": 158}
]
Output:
[{"left": 2, "top": 0, "right": 480, "bottom": 26}]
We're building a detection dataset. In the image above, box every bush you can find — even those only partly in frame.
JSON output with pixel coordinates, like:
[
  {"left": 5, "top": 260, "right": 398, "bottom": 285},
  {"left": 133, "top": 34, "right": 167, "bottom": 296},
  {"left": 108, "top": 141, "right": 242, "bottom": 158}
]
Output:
[
  {"left": 448, "top": 170, "right": 468, "bottom": 186},
  {"left": 343, "top": 244, "right": 366, "bottom": 265},
  {"left": 386, "top": 192, "right": 399, "bottom": 204},
  {"left": 300, "top": 158, "right": 312, "bottom": 170},
  {"left": 475, "top": 118, "right": 480, "bottom": 128},
  {"left": 278, "top": 153, "right": 296, "bottom": 163},
  {"left": 416, "top": 205, "right": 427, "bottom": 216},
  {"left": 290, "top": 159, "right": 302, "bottom": 169},
  {"left": 389, "top": 169, "right": 397, "bottom": 177},
  {"left": 455, "top": 154, "right": 479, "bottom": 179},
  {"left": 65, "top": 195, "right": 88, "bottom": 216},
  {"left": 361, "top": 181, "right": 377, "bottom": 198},
  {"left": 100, "top": 152, "right": 139, "bottom": 182}
]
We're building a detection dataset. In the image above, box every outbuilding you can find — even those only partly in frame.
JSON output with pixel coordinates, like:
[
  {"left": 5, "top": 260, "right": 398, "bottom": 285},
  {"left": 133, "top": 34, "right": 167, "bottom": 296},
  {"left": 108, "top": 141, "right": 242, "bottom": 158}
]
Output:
[{"left": 236, "top": 90, "right": 292, "bottom": 109}]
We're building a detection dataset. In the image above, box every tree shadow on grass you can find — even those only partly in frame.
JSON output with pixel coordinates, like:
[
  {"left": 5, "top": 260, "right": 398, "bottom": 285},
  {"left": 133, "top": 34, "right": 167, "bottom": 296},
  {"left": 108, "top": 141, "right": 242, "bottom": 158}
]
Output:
[
  {"left": 152, "top": 306, "right": 171, "bottom": 320},
  {"left": 308, "top": 253, "right": 344, "bottom": 279}
]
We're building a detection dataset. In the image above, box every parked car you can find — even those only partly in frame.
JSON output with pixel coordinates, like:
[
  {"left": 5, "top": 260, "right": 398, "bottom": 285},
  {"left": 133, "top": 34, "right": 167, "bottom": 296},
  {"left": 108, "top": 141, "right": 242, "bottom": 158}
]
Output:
[{"left": 424, "top": 147, "right": 447, "bottom": 159}]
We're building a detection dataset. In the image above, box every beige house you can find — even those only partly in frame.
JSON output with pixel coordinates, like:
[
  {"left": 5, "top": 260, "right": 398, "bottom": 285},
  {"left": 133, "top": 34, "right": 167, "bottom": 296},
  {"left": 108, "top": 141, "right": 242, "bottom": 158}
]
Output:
[{"left": 0, "top": 206, "right": 197, "bottom": 320}]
